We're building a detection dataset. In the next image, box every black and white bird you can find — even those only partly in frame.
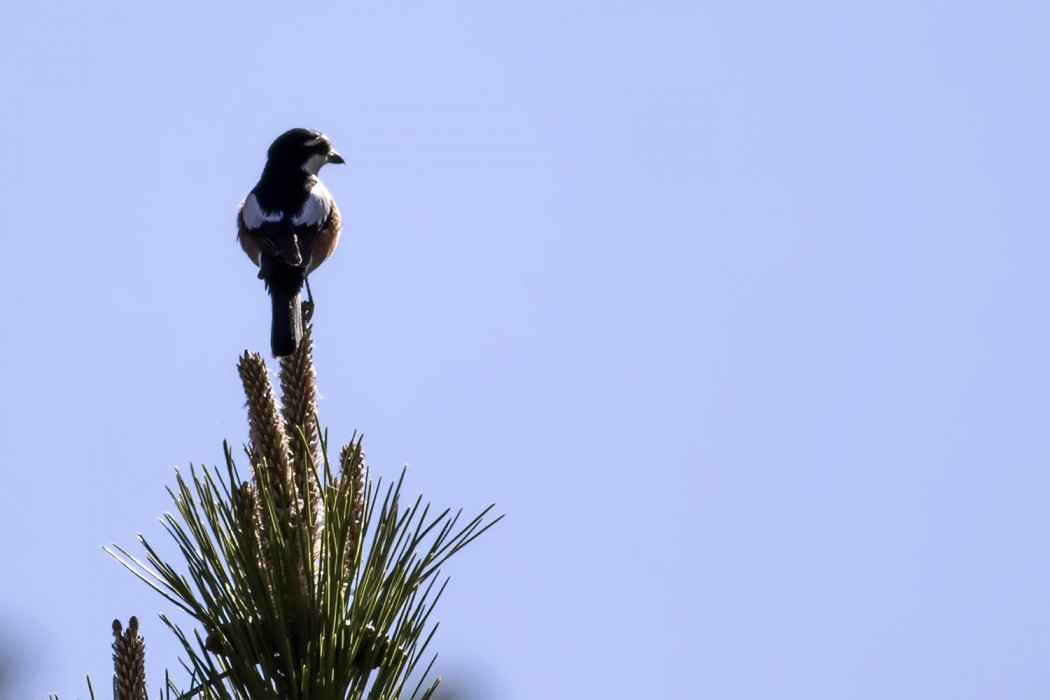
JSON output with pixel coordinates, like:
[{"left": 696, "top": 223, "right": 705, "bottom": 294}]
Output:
[{"left": 237, "top": 128, "right": 344, "bottom": 357}]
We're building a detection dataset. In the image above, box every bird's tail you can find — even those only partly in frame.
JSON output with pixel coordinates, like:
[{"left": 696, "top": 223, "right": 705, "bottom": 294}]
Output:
[{"left": 268, "top": 267, "right": 306, "bottom": 357}]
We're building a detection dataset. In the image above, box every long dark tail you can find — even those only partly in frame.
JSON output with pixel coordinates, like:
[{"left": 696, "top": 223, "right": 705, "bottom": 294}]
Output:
[{"left": 268, "top": 266, "right": 305, "bottom": 357}]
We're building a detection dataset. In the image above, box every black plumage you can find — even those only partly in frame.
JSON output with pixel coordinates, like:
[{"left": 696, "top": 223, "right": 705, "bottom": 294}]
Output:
[{"left": 237, "top": 128, "right": 344, "bottom": 357}]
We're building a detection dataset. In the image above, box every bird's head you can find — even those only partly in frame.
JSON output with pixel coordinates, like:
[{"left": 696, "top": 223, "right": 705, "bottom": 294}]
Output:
[{"left": 266, "top": 128, "right": 345, "bottom": 175}]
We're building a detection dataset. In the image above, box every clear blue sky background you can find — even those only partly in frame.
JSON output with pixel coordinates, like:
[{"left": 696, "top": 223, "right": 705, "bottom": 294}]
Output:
[{"left": 1, "top": 2, "right": 1049, "bottom": 698}]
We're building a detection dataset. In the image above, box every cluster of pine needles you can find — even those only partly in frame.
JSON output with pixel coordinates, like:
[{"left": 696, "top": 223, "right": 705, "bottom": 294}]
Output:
[{"left": 67, "top": 310, "right": 500, "bottom": 700}]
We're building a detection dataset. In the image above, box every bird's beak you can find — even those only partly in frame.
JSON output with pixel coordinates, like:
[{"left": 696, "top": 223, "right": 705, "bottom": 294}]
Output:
[{"left": 327, "top": 150, "right": 345, "bottom": 165}]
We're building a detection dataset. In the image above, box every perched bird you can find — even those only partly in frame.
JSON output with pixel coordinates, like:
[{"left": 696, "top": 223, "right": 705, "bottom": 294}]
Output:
[{"left": 237, "top": 128, "right": 344, "bottom": 356}]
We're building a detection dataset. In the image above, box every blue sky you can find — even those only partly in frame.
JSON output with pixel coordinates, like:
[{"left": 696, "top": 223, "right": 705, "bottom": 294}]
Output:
[{"left": 1, "top": 2, "right": 1049, "bottom": 698}]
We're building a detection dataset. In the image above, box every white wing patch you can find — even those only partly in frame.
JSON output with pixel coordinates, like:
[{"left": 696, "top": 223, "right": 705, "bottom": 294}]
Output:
[
  {"left": 242, "top": 193, "right": 284, "bottom": 229},
  {"left": 292, "top": 181, "right": 332, "bottom": 227}
]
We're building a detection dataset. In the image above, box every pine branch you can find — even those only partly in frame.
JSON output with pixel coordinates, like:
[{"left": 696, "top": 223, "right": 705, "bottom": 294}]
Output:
[
  {"left": 104, "top": 307, "right": 501, "bottom": 699},
  {"left": 111, "top": 618, "right": 147, "bottom": 700},
  {"left": 279, "top": 317, "right": 323, "bottom": 561}
]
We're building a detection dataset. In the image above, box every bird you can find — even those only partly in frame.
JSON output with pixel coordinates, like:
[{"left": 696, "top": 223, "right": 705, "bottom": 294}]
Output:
[{"left": 237, "top": 128, "right": 344, "bottom": 357}]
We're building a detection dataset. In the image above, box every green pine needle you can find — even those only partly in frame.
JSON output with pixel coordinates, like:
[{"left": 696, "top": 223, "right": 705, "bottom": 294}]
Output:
[{"left": 106, "top": 438, "right": 501, "bottom": 699}]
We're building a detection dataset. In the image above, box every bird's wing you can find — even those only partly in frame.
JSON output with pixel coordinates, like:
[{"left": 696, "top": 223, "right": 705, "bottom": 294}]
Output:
[
  {"left": 288, "top": 181, "right": 336, "bottom": 268},
  {"left": 241, "top": 192, "right": 284, "bottom": 229},
  {"left": 239, "top": 193, "right": 304, "bottom": 267},
  {"left": 292, "top": 180, "right": 333, "bottom": 228}
]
